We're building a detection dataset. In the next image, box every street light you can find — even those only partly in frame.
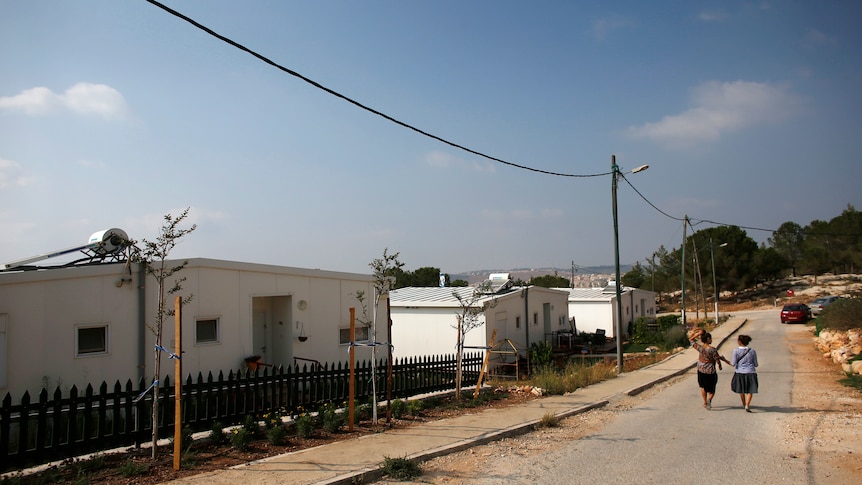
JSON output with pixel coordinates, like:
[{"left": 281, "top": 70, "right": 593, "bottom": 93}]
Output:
[
  {"left": 612, "top": 155, "right": 649, "bottom": 373},
  {"left": 709, "top": 239, "right": 728, "bottom": 323}
]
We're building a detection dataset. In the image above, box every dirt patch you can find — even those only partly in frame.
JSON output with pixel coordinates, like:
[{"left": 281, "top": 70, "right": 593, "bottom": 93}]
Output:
[
  {"left": 782, "top": 325, "right": 862, "bottom": 482},
  {"left": 2, "top": 389, "right": 539, "bottom": 484}
]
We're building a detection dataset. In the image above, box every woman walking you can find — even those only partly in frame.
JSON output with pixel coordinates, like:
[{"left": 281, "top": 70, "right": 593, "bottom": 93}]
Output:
[
  {"left": 690, "top": 329, "right": 730, "bottom": 410},
  {"left": 731, "top": 334, "right": 759, "bottom": 412}
]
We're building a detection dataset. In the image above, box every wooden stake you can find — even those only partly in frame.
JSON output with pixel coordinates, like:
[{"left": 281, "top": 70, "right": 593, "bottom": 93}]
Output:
[
  {"left": 173, "top": 296, "right": 182, "bottom": 471},
  {"left": 348, "top": 307, "right": 355, "bottom": 432},
  {"left": 474, "top": 329, "right": 497, "bottom": 399}
]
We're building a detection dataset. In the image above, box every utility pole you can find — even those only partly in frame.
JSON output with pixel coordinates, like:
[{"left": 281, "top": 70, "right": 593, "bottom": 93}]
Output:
[
  {"left": 612, "top": 155, "right": 624, "bottom": 373},
  {"left": 681, "top": 215, "right": 688, "bottom": 327}
]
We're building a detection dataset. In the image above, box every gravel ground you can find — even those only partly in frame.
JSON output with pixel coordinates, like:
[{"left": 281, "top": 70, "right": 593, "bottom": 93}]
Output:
[{"left": 378, "top": 324, "right": 862, "bottom": 484}]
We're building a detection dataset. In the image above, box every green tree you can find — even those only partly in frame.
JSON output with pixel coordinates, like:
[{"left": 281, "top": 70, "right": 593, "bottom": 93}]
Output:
[
  {"left": 411, "top": 266, "right": 443, "bottom": 286},
  {"left": 801, "top": 219, "right": 833, "bottom": 279},
  {"left": 827, "top": 205, "right": 862, "bottom": 274},
  {"left": 128, "top": 208, "right": 197, "bottom": 459},
  {"left": 769, "top": 221, "right": 804, "bottom": 276},
  {"left": 620, "top": 262, "right": 646, "bottom": 288},
  {"left": 754, "top": 245, "right": 786, "bottom": 281},
  {"left": 529, "top": 272, "right": 570, "bottom": 288}
]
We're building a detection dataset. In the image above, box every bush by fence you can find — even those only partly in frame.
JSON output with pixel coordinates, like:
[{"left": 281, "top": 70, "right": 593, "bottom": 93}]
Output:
[{"left": 0, "top": 353, "right": 482, "bottom": 471}]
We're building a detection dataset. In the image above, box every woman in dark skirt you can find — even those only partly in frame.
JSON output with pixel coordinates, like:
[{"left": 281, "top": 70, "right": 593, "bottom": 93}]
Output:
[{"left": 730, "top": 334, "right": 759, "bottom": 412}]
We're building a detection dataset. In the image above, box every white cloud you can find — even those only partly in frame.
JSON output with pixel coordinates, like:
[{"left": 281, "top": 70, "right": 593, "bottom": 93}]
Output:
[
  {"left": 423, "top": 151, "right": 495, "bottom": 173},
  {"left": 587, "top": 17, "right": 632, "bottom": 41},
  {"left": 0, "top": 158, "right": 35, "bottom": 188},
  {"left": 802, "top": 29, "right": 836, "bottom": 50},
  {"left": 698, "top": 11, "right": 726, "bottom": 22},
  {"left": 0, "top": 82, "right": 127, "bottom": 119},
  {"left": 625, "top": 80, "right": 802, "bottom": 148}
]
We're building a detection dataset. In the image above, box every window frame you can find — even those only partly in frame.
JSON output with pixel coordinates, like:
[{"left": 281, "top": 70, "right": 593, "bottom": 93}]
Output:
[
  {"left": 339, "top": 325, "right": 370, "bottom": 345},
  {"left": 76, "top": 324, "right": 109, "bottom": 357},
  {"left": 195, "top": 317, "right": 221, "bottom": 346}
]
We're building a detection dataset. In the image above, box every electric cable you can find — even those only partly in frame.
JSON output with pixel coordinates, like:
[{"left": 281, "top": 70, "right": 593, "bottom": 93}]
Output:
[{"left": 144, "top": 0, "right": 608, "bottom": 179}]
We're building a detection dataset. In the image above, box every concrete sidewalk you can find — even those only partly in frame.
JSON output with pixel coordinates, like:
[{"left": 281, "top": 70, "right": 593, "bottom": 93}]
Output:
[{"left": 168, "top": 317, "right": 746, "bottom": 485}]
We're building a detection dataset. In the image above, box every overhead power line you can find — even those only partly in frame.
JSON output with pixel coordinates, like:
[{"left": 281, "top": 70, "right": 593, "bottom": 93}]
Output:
[
  {"left": 145, "top": 1, "right": 861, "bottom": 239},
  {"left": 145, "top": 0, "right": 608, "bottom": 179}
]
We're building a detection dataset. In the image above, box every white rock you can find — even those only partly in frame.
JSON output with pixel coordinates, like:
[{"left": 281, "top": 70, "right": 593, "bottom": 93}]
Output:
[{"left": 852, "top": 360, "right": 862, "bottom": 375}]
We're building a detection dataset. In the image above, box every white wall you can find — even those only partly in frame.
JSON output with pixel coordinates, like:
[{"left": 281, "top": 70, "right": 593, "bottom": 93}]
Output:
[
  {"left": 0, "top": 258, "right": 380, "bottom": 397},
  {"left": 569, "top": 300, "right": 615, "bottom": 336},
  {"left": 390, "top": 287, "right": 569, "bottom": 359},
  {"left": 390, "top": 307, "right": 483, "bottom": 359}
]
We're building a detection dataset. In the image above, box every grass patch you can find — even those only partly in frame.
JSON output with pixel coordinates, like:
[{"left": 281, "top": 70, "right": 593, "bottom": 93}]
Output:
[
  {"left": 536, "top": 412, "right": 559, "bottom": 429},
  {"left": 839, "top": 373, "right": 862, "bottom": 392},
  {"left": 528, "top": 360, "right": 619, "bottom": 395},
  {"left": 118, "top": 458, "right": 150, "bottom": 478},
  {"left": 381, "top": 456, "right": 422, "bottom": 480}
]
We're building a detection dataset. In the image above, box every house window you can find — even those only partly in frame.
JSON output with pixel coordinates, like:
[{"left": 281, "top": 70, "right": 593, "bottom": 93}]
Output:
[
  {"left": 533, "top": 313, "right": 538, "bottom": 326},
  {"left": 340, "top": 326, "right": 370, "bottom": 345},
  {"left": 515, "top": 316, "right": 521, "bottom": 329},
  {"left": 196, "top": 318, "right": 220, "bottom": 344},
  {"left": 77, "top": 325, "right": 109, "bottom": 356}
]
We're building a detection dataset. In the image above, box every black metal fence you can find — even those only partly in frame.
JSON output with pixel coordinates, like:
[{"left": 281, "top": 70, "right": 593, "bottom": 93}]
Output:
[{"left": 0, "top": 353, "right": 482, "bottom": 471}]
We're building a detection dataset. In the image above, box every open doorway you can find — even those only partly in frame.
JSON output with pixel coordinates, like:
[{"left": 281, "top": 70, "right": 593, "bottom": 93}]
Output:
[{"left": 252, "top": 295, "right": 292, "bottom": 368}]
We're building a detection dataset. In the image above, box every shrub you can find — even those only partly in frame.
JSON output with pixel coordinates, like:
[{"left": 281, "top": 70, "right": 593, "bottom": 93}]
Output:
[
  {"left": 530, "top": 341, "right": 554, "bottom": 369},
  {"left": 209, "top": 421, "right": 228, "bottom": 445},
  {"left": 242, "top": 414, "right": 260, "bottom": 437},
  {"left": 406, "top": 399, "right": 424, "bottom": 416},
  {"left": 266, "top": 425, "right": 288, "bottom": 446},
  {"left": 389, "top": 399, "right": 406, "bottom": 419},
  {"left": 656, "top": 314, "right": 680, "bottom": 330},
  {"left": 658, "top": 325, "right": 689, "bottom": 351},
  {"left": 294, "top": 413, "right": 314, "bottom": 438},
  {"left": 381, "top": 456, "right": 422, "bottom": 481},
  {"left": 357, "top": 401, "right": 372, "bottom": 421},
  {"left": 320, "top": 402, "right": 343, "bottom": 433},
  {"left": 817, "top": 297, "right": 862, "bottom": 331},
  {"left": 630, "top": 317, "right": 652, "bottom": 344},
  {"left": 230, "top": 428, "right": 252, "bottom": 451},
  {"left": 261, "top": 409, "right": 284, "bottom": 429}
]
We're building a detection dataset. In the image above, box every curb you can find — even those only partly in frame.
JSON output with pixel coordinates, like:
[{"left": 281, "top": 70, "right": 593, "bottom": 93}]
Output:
[
  {"left": 324, "top": 317, "right": 751, "bottom": 484},
  {"left": 320, "top": 400, "right": 610, "bottom": 485}
]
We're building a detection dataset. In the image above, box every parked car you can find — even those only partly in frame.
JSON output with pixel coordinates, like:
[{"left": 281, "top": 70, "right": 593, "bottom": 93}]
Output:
[
  {"left": 809, "top": 296, "right": 840, "bottom": 315},
  {"left": 781, "top": 303, "right": 811, "bottom": 324}
]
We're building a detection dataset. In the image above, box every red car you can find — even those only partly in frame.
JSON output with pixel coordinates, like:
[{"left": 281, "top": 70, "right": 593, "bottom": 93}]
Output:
[{"left": 781, "top": 303, "right": 811, "bottom": 324}]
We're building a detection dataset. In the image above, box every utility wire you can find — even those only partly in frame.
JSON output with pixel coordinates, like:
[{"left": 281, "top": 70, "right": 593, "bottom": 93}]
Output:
[
  {"left": 622, "top": 175, "right": 862, "bottom": 237},
  {"left": 145, "top": 0, "right": 608, "bottom": 179},
  {"left": 145, "top": 1, "right": 862, "bottom": 239}
]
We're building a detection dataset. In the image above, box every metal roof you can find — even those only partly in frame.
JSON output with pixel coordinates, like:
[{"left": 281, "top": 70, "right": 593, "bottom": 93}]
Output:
[
  {"left": 390, "top": 286, "right": 516, "bottom": 308},
  {"left": 552, "top": 287, "right": 633, "bottom": 302}
]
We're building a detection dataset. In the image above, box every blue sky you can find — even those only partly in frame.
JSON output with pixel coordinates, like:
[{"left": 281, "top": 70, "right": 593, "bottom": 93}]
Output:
[{"left": 2, "top": 1, "right": 861, "bottom": 275}]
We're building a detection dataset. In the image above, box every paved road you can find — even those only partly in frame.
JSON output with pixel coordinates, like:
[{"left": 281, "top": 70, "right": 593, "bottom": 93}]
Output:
[{"left": 431, "top": 310, "right": 811, "bottom": 484}]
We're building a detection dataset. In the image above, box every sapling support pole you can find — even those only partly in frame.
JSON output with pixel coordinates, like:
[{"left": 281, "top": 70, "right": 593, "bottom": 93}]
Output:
[
  {"left": 348, "top": 307, "right": 356, "bottom": 432},
  {"left": 173, "top": 296, "right": 182, "bottom": 471},
  {"left": 474, "top": 329, "right": 497, "bottom": 399}
]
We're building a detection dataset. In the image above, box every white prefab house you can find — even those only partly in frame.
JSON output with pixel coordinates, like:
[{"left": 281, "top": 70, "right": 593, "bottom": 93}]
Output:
[
  {"left": 389, "top": 280, "right": 570, "bottom": 361},
  {"left": 554, "top": 283, "right": 657, "bottom": 338},
  {"left": 0, "top": 258, "right": 384, "bottom": 397}
]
